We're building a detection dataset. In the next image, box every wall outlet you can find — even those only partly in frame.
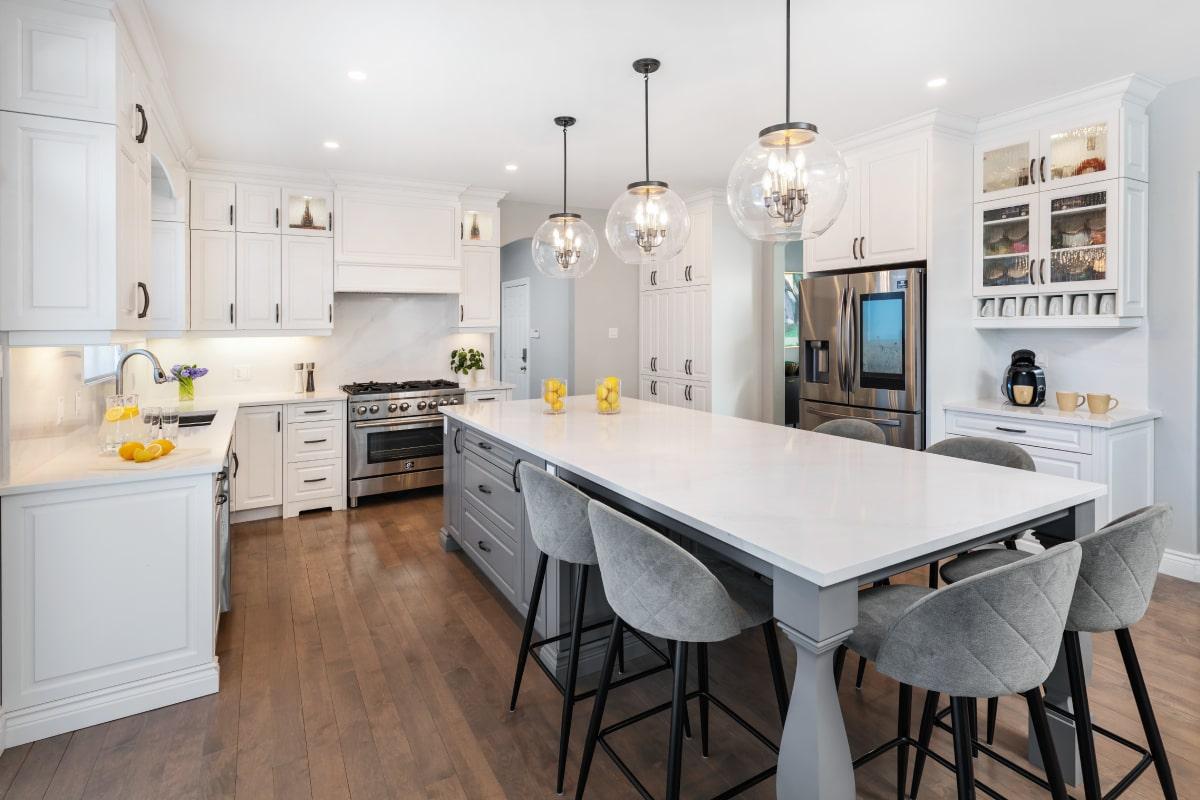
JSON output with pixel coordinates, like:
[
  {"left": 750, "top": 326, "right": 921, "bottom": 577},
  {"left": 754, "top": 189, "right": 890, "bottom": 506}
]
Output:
[
  {"left": 608, "top": 327, "right": 619, "bottom": 339},
  {"left": 233, "top": 365, "right": 250, "bottom": 381},
  {"left": 530, "top": 329, "right": 541, "bottom": 339}
]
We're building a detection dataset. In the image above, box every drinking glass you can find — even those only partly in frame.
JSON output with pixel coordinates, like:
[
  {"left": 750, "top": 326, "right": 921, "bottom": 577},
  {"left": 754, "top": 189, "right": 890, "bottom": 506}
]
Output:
[
  {"left": 160, "top": 406, "right": 180, "bottom": 442},
  {"left": 141, "top": 405, "right": 162, "bottom": 440}
]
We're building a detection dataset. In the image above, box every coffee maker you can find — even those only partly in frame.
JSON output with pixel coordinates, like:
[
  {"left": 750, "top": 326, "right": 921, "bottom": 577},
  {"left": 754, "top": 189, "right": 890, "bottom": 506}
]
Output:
[{"left": 1003, "top": 349, "right": 1046, "bottom": 407}]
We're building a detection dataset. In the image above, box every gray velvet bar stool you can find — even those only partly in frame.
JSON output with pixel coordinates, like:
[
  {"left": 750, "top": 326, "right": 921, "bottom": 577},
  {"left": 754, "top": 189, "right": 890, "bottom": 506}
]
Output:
[
  {"left": 510, "top": 463, "right": 675, "bottom": 795},
  {"left": 813, "top": 417, "right": 887, "bottom": 444},
  {"left": 574, "top": 500, "right": 790, "bottom": 800},
  {"left": 849, "top": 543, "right": 1082, "bottom": 800},
  {"left": 919, "top": 504, "right": 1178, "bottom": 800}
]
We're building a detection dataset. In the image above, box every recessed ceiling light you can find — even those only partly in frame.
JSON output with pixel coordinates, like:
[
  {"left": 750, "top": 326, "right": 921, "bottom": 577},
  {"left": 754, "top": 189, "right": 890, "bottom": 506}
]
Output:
[
  {"left": 926, "top": 77, "right": 948, "bottom": 89},
  {"left": 347, "top": 70, "right": 367, "bottom": 81},
  {"left": 504, "top": 163, "right": 519, "bottom": 172},
  {"left": 323, "top": 141, "right": 340, "bottom": 149}
]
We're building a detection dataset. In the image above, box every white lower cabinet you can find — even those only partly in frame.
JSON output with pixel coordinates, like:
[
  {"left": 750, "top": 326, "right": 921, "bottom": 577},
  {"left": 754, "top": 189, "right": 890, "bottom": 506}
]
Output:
[
  {"left": 464, "top": 388, "right": 512, "bottom": 403},
  {"left": 284, "top": 401, "right": 345, "bottom": 517},
  {"left": 232, "top": 405, "right": 283, "bottom": 511},
  {"left": 639, "top": 376, "right": 669, "bottom": 404},
  {"left": 668, "top": 380, "right": 711, "bottom": 412},
  {"left": 0, "top": 474, "right": 219, "bottom": 747}
]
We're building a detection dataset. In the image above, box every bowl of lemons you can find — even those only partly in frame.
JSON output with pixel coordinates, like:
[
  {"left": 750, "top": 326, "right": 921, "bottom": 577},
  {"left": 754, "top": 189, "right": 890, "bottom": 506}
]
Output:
[
  {"left": 542, "top": 378, "right": 567, "bottom": 414},
  {"left": 117, "top": 438, "right": 176, "bottom": 464},
  {"left": 595, "top": 377, "right": 621, "bottom": 414}
]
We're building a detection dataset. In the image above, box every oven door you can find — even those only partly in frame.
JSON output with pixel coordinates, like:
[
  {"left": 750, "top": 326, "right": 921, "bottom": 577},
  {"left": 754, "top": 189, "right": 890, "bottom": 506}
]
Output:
[{"left": 348, "top": 415, "right": 444, "bottom": 480}]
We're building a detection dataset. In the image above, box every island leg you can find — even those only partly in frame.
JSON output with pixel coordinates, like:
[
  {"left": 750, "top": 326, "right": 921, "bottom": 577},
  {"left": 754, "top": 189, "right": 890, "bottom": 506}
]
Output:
[{"left": 772, "top": 574, "right": 859, "bottom": 799}]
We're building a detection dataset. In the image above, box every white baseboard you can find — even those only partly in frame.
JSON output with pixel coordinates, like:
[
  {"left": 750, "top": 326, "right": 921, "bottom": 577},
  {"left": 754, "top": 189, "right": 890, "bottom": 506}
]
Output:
[
  {"left": 0, "top": 660, "right": 219, "bottom": 748},
  {"left": 230, "top": 505, "right": 281, "bottom": 524},
  {"left": 1016, "top": 537, "right": 1199, "bottom": 583}
]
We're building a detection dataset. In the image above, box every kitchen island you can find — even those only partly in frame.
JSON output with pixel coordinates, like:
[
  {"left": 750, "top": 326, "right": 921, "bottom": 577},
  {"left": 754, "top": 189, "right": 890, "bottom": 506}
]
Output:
[{"left": 441, "top": 396, "right": 1107, "bottom": 799}]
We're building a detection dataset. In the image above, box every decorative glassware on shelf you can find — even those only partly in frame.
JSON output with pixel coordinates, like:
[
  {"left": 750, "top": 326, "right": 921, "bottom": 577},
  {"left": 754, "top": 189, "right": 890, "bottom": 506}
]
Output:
[
  {"left": 286, "top": 192, "right": 329, "bottom": 231},
  {"left": 100, "top": 393, "right": 139, "bottom": 453},
  {"left": 542, "top": 378, "right": 567, "bottom": 414},
  {"left": 171, "top": 364, "right": 208, "bottom": 402},
  {"left": 595, "top": 377, "right": 621, "bottom": 414},
  {"left": 980, "top": 202, "right": 1032, "bottom": 288},
  {"left": 1048, "top": 123, "right": 1108, "bottom": 181},
  {"left": 469, "top": 213, "right": 481, "bottom": 240},
  {"left": 1048, "top": 191, "right": 1107, "bottom": 284},
  {"left": 980, "top": 141, "right": 1033, "bottom": 194}
]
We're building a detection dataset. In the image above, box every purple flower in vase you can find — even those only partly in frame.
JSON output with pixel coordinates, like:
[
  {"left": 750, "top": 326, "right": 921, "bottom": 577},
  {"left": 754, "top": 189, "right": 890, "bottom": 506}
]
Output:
[{"left": 170, "top": 363, "right": 208, "bottom": 401}]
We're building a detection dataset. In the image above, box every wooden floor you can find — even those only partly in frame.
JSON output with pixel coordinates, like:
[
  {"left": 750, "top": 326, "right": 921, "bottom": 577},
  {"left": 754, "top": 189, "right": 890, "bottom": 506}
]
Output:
[{"left": 0, "top": 490, "right": 1195, "bottom": 799}]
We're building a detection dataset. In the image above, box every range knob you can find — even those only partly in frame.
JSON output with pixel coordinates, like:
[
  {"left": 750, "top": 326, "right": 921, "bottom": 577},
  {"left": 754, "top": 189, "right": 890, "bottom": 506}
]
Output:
[
  {"left": 428, "top": 400, "right": 439, "bottom": 410},
  {"left": 416, "top": 400, "right": 428, "bottom": 410},
  {"left": 369, "top": 404, "right": 379, "bottom": 413},
  {"left": 399, "top": 402, "right": 410, "bottom": 411},
  {"left": 356, "top": 405, "right": 368, "bottom": 415},
  {"left": 387, "top": 403, "right": 398, "bottom": 412}
]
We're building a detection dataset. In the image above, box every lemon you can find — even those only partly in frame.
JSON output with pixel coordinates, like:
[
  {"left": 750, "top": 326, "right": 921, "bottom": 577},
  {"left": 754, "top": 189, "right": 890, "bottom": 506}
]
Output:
[
  {"left": 123, "top": 405, "right": 140, "bottom": 421},
  {"left": 153, "top": 438, "right": 175, "bottom": 455},
  {"left": 551, "top": 399, "right": 564, "bottom": 412},
  {"left": 597, "top": 399, "right": 612, "bottom": 413},
  {"left": 603, "top": 376, "right": 619, "bottom": 390},
  {"left": 543, "top": 390, "right": 557, "bottom": 404},
  {"left": 555, "top": 383, "right": 567, "bottom": 398},
  {"left": 546, "top": 378, "right": 560, "bottom": 393},
  {"left": 610, "top": 399, "right": 621, "bottom": 411},
  {"left": 133, "top": 442, "right": 164, "bottom": 463},
  {"left": 105, "top": 407, "right": 125, "bottom": 423},
  {"left": 595, "top": 385, "right": 609, "bottom": 401},
  {"left": 118, "top": 441, "right": 145, "bottom": 461}
]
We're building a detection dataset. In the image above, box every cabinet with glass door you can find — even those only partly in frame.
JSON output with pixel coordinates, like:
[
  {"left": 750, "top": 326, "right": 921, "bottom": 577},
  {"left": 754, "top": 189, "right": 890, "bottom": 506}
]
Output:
[
  {"left": 973, "top": 196, "right": 1039, "bottom": 297},
  {"left": 283, "top": 187, "right": 333, "bottom": 237}
]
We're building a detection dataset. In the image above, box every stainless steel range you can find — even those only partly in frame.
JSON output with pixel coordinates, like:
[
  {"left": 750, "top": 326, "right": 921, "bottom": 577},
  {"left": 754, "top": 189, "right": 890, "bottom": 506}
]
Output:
[{"left": 342, "top": 380, "right": 465, "bottom": 505}]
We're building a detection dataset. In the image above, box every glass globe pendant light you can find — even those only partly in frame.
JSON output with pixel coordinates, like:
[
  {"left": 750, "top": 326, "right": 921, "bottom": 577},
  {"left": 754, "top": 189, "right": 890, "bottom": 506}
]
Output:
[
  {"left": 605, "top": 58, "right": 690, "bottom": 264},
  {"left": 726, "top": 0, "right": 848, "bottom": 241},
  {"left": 532, "top": 116, "right": 600, "bottom": 279}
]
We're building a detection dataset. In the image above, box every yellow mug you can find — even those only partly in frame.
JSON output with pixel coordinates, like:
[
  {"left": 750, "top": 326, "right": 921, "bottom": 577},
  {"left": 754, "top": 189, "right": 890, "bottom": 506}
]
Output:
[
  {"left": 1012, "top": 385, "right": 1034, "bottom": 405},
  {"left": 1086, "top": 393, "right": 1119, "bottom": 414},
  {"left": 1056, "top": 391, "right": 1085, "bottom": 412}
]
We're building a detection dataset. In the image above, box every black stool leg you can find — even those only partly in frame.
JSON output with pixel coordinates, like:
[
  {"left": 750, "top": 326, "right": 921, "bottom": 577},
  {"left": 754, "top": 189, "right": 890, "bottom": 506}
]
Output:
[
  {"left": 697, "top": 642, "right": 710, "bottom": 757},
  {"left": 985, "top": 697, "right": 998, "bottom": 745},
  {"left": 950, "top": 697, "right": 976, "bottom": 800},
  {"left": 665, "top": 640, "right": 690, "bottom": 800},
  {"left": 616, "top": 632, "right": 625, "bottom": 674},
  {"left": 1024, "top": 688, "right": 1069, "bottom": 800},
  {"left": 897, "top": 683, "right": 912, "bottom": 800},
  {"left": 833, "top": 644, "right": 847, "bottom": 687},
  {"left": 928, "top": 561, "right": 939, "bottom": 588},
  {"left": 762, "top": 621, "right": 790, "bottom": 725},
  {"left": 555, "top": 563, "right": 590, "bottom": 794},
  {"left": 968, "top": 699, "right": 979, "bottom": 757},
  {"left": 509, "top": 551, "right": 548, "bottom": 711},
  {"left": 666, "top": 640, "right": 692, "bottom": 739},
  {"left": 909, "top": 690, "right": 940, "bottom": 799},
  {"left": 854, "top": 655, "right": 868, "bottom": 689},
  {"left": 574, "top": 617, "right": 622, "bottom": 800},
  {"left": 1063, "top": 631, "right": 1102, "bottom": 800},
  {"left": 1116, "top": 628, "right": 1178, "bottom": 799}
]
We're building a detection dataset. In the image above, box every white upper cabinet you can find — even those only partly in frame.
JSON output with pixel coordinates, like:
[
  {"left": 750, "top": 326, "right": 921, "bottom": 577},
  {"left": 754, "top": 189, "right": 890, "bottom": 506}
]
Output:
[
  {"left": 0, "top": 112, "right": 116, "bottom": 331},
  {"left": 236, "top": 182, "right": 281, "bottom": 233},
  {"left": 235, "top": 233, "right": 282, "bottom": 329},
  {"left": 859, "top": 141, "right": 927, "bottom": 265},
  {"left": 975, "top": 130, "right": 1040, "bottom": 202},
  {"left": 0, "top": 2, "right": 116, "bottom": 124},
  {"left": 460, "top": 206, "right": 499, "bottom": 247},
  {"left": 973, "top": 195, "right": 1039, "bottom": 298},
  {"left": 145, "top": 220, "right": 187, "bottom": 331},
  {"left": 672, "top": 204, "right": 711, "bottom": 285},
  {"left": 189, "top": 230, "right": 236, "bottom": 331},
  {"left": 282, "top": 186, "right": 332, "bottom": 237},
  {"left": 805, "top": 157, "right": 861, "bottom": 272},
  {"left": 459, "top": 246, "right": 499, "bottom": 328},
  {"left": 335, "top": 190, "right": 461, "bottom": 267},
  {"left": 281, "top": 236, "right": 333, "bottom": 330},
  {"left": 190, "top": 179, "right": 235, "bottom": 231}
]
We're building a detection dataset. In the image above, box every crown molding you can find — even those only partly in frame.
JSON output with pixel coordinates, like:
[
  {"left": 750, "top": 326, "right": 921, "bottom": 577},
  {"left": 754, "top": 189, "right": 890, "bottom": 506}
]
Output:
[
  {"left": 835, "top": 108, "right": 977, "bottom": 152},
  {"left": 326, "top": 171, "right": 468, "bottom": 197},
  {"left": 460, "top": 187, "right": 510, "bottom": 205},
  {"left": 976, "top": 73, "right": 1163, "bottom": 134},
  {"left": 189, "top": 158, "right": 333, "bottom": 187}
]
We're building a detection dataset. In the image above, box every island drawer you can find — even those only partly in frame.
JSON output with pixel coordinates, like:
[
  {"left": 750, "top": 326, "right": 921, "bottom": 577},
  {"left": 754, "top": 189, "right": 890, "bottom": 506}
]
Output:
[
  {"left": 944, "top": 410, "right": 1093, "bottom": 454},
  {"left": 463, "top": 431, "right": 517, "bottom": 470},
  {"left": 463, "top": 451, "right": 520, "bottom": 543},
  {"left": 287, "top": 401, "right": 343, "bottom": 423},
  {"left": 461, "top": 499, "right": 518, "bottom": 599}
]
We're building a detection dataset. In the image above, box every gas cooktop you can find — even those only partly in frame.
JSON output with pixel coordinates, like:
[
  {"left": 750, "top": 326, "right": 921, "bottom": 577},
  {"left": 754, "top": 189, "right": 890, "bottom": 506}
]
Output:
[
  {"left": 341, "top": 379, "right": 458, "bottom": 396},
  {"left": 341, "top": 379, "right": 465, "bottom": 421}
]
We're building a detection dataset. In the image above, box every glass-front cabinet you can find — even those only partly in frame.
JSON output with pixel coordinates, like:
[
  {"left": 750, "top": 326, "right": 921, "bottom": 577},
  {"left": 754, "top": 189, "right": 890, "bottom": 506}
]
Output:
[
  {"left": 460, "top": 207, "right": 499, "bottom": 246},
  {"left": 973, "top": 197, "right": 1039, "bottom": 297},
  {"left": 977, "top": 132, "right": 1038, "bottom": 202},
  {"left": 283, "top": 187, "right": 333, "bottom": 237},
  {"left": 1040, "top": 181, "right": 1117, "bottom": 293}
]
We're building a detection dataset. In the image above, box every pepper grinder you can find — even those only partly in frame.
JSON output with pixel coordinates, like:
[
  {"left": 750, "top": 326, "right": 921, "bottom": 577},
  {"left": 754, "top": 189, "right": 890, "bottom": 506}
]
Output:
[
  {"left": 293, "top": 362, "right": 306, "bottom": 394},
  {"left": 304, "top": 362, "right": 316, "bottom": 393}
]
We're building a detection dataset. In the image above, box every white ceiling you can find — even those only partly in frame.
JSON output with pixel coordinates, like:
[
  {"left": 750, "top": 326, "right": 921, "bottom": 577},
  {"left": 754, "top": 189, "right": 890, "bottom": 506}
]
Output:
[{"left": 146, "top": 0, "right": 1200, "bottom": 208}]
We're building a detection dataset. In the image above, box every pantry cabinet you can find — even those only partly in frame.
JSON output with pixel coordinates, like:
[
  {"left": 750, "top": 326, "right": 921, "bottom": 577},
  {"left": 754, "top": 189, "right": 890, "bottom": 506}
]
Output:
[
  {"left": 639, "top": 376, "right": 669, "bottom": 404},
  {"left": 638, "top": 291, "right": 670, "bottom": 377},
  {"left": 232, "top": 405, "right": 284, "bottom": 512},
  {"left": 281, "top": 237, "right": 334, "bottom": 330},
  {"left": 459, "top": 246, "right": 500, "bottom": 328}
]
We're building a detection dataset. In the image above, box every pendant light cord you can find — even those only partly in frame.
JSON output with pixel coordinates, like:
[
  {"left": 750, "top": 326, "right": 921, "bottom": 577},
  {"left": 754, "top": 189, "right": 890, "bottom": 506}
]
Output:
[
  {"left": 785, "top": 0, "right": 791, "bottom": 123},
  {"left": 562, "top": 124, "right": 568, "bottom": 214},
  {"left": 643, "top": 71, "right": 650, "bottom": 182}
]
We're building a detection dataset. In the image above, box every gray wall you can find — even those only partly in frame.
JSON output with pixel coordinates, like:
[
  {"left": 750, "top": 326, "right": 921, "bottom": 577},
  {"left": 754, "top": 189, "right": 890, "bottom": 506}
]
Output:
[
  {"left": 1148, "top": 77, "right": 1200, "bottom": 558},
  {"left": 500, "top": 237, "right": 572, "bottom": 399},
  {"left": 500, "top": 200, "right": 640, "bottom": 398}
]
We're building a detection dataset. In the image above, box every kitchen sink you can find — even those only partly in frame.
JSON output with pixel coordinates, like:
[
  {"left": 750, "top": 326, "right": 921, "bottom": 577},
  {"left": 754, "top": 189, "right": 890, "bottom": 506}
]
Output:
[{"left": 179, "top": 410, "right": 217, "bottom": 427}]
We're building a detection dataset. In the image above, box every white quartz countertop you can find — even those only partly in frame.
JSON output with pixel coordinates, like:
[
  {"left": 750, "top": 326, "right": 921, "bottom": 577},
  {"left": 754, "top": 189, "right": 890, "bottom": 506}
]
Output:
[
  {"left": 442, "top": 397, "right": 1107, "bottom": 587},
  {"left": 944, "top": 399, "right": 1161, "bottom": 428},
  {"left": 0, "top": 390, "right": 347, "bottom": 497},
  {"left": 462, "top": 380, "right": 515, "bottom": 392}
]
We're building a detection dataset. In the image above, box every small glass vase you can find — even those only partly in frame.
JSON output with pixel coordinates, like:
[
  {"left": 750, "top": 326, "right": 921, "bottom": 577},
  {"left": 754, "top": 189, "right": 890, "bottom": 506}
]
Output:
[{"left": 177, "top": 378, "right": 195, "bottom": 402}]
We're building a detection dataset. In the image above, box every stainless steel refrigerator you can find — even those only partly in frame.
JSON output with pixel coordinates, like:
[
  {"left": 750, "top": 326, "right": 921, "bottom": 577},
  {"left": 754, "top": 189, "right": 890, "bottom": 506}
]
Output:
[{"left": 798, "top": 266, "right": 925, "bottom": 449}]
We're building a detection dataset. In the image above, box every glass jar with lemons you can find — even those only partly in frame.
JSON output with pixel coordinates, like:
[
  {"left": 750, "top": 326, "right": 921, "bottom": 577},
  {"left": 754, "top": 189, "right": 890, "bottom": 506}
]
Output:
[
  {"left": 100, "top": 393, "right": 140, "bottom": 453},
  {"left": 595, "top": 377, "right": 621, "bottom": 414},
  {"left": 542, "top": 378, "right": 567, "bottom": 414}
]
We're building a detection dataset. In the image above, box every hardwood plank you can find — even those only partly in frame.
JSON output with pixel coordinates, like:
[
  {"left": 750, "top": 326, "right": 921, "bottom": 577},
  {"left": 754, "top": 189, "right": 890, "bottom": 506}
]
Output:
[
  {"left": 3, "top": 733, "right": 69, "bottom": 800},
  {"left": 42, "top": 727, "right": 107, "bottom": 800}
]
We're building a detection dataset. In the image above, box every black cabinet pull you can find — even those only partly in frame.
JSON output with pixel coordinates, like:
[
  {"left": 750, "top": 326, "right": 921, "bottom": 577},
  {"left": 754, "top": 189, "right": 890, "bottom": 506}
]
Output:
[
  {"left": 230, "top": 302, "right": 234, "bottom": 324},
  {"left": 685, "top": 385, "right": 693, "bottom": 402},
  {"left": 328, "top": 211, "right": 333, "bottom": 232},
  {"left": 650, "top": 269, "right": 656, "bottom": 286},
  {"left": 134, "top": 103, "right": 148, "bottom": 143},
  {"left": 477, "top": 484, "right": 492, "bottom": 494},
  {"left": 1039, "top": 156, "right": 1047, "bottom": 183},
  {"left": 277, "top": 411, "right": 281, "bottom": 432},
  {"left": 328, "top": 303, "right": 332, "bottom": 323},
  {"left": 275, "top": 303, "right": 280, "bottom": 323},
  {"left": 460, "top": 304, "right": 464, "bottom": 322},
  {"left": 476, "top": 396, "right": 496, "bottom": 402},
  {"left": 859, "top": 236, "right": 866, "bottom": 258},
  {"left": 232, "top": 452, "right": 239, "bottom": 477},
  {"left": 303, "top": 477, "right": 327, "bottom": 483},
  {"left": 1039, "top": 258, "right": 1046, "bottom": 285},
  {"left": 453, "top": 428, "right": 462, "bottom": 454},
  {"left": 512, "top": 458, "right": 521, "bottom": 492},
  {"left": 229, "top": 204, "right": 234, "bottom": 226},
  {"left": 995, "top": 426, "right": 1027, "bottom": 434},
  {"left": 477, "top": 441, "right": 492, "bottom": 450},
  {"left": 650, "top": 379, "right": 657, "bottom": 395},
  {"left": 136, "top": 281, "right": 149, "bottom": 319},
  {"left": 303, "top": 438, "right": 328, "bottom": 444},
  {"left": 216, "top": 493, "right": 228, "bottom": 506},
  {"left": 1029, "top": 158, "right": 1036, "bottom": 185},
  {"left": 302, "top": 409, "right": 326, "bottom": 414},
  {"left": 275, "top": 208, "right": 280, "bottom": 228},
  {"left": 477, "top": 540, "right": 491, "bottom": 553}
]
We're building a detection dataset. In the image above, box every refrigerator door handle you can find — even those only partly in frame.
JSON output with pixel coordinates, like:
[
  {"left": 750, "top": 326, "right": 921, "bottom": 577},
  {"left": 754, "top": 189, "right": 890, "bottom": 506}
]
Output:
[
  {"left": 847, "top": 288, "right": 858, "bottom": 389},
  {"left": 808, "top": 406, "right": 902, "bottom": 427},
  {"left": 835, "top": 287, "right": 847, "bottom": 392}
]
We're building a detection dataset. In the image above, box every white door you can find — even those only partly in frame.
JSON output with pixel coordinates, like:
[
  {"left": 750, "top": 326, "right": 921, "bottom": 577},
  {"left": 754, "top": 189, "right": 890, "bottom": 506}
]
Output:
[
  {"left": 146, "top": 221, "right": 187, "bottom": 331},
  {"left": 973, "top": 194, "right": 1040, "bottom": 298},
  {"left": 860, "top": 141, "right": 927, "bottom": 265},
  {"left": 189, "top": 179, "right": 235, "bottom": 231},
  {"left": 974, "top": 130, "right": 1040, "bottom": 202},
  {"left": 115, "top": 133, "right": 143, "bottom": 328},
  {"left": 1038, "top": 179, "right": 1119, "bottom": 294},
  {"left": 501, "top": 279, "right": 531, "bottom": 399},
  {"left": 668, "top": 380, "right": 690, "bottom": 409},
  {"left": 677, "top": 204, "right": 711, "bottom": 284},
  {"left": 460, "top": 247, "right": 500, "bottom": 327},
  {"left": 1038, "top": 110, "right": 1121, "bottom": 192},
  {"left": 805, "top": 157, "right": 860, "bottom": 272},
  {"left": 189, "top": 230, "right": 235, "bottom": 331},
  {"left": 640, "top": 376, "right": 668, "bottom": 404},
  {"left": 686, "top": 286, "right": 711, "bottom": 381},
  {"left": 281, "top": 236, "right": 333, "bottom": 330},
  {"left": 1019, "top": 443, "right": 1088, "bottom": 480},
  {"left": 236, "top": 183, "right": 281, "bottom": 234},
  {"left": 0, "top": 112, "right": 116, "bottom": 331},
  {"left": 638, "top": 293, "right": 655, "bottom": 374},
  {"left": 232, "top": 405, "right": 284, "bottom": 511},
  {"left": 653, "top": 292, "right": 671, "bottom": 378},
  {"left": 236, "top": 233, "right": 282, "bottom": 329},
  {"left": 667, "top": 288, "right": 690, "bottom": 378}
]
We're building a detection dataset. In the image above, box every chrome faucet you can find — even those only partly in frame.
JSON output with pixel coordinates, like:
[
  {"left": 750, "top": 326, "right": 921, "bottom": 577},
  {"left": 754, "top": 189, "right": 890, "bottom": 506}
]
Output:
[{"left": 114, "top": 348, "right": 170, "bottom": 396}]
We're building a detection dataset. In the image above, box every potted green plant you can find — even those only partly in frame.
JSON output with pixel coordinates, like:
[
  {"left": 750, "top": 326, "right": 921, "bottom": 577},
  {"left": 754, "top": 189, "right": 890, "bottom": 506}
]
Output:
[{"left": 450, "top": 347, "right": 485, "bottom": 385}]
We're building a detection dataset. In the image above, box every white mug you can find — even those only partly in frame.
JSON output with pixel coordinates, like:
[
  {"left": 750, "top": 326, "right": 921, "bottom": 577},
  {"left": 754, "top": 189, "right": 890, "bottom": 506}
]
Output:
[
  {"left": 1071, "top": 295, "right": 1088, "bottom": 315},
  {"left": 1023, "top": 297, "right": 1038, "bottom": 317},
  {"left": 980, "top": 298, "right": 995, "bottom": 317},
  {"left": 1048, "top": 297, "right": 1064, "bottom": 316},
  {"left": 1001, "top": 298, "right": 1016, "bottom": 317},
  {"left": 1099, "top": 294, "right": 1116, "bottom": 314}
]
